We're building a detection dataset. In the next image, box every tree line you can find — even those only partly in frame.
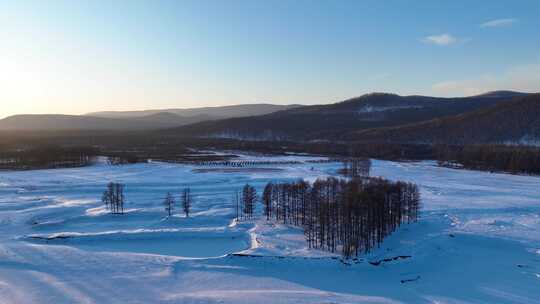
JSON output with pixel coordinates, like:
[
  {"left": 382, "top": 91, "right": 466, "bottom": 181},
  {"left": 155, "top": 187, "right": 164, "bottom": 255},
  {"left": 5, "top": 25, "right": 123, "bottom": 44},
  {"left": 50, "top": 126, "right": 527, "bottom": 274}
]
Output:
[
  {"left": 0, "top": 146, "right": 97, "bottom": 170},
  {"left": 4, "top": 135, "right": 538, "bottom": 175},
  {"left": 435, "top": 144, "right": 540, "bottom": 174},
  {"left": 250, "top": 177, "right": 420, "bottom": 258}
]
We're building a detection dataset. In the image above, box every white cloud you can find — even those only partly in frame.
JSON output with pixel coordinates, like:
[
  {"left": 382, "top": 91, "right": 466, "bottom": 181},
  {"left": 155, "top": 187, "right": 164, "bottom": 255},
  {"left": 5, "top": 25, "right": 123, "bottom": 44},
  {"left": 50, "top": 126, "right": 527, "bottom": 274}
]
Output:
[
  {"left": 431, "top": 60, "right": 540, "bottom": 97},
  {"left": 422, "top": 34, "right": 458, "bottom": 46},
  {"left": 480, "top": 18, "right": 517, "bottom": 28}
]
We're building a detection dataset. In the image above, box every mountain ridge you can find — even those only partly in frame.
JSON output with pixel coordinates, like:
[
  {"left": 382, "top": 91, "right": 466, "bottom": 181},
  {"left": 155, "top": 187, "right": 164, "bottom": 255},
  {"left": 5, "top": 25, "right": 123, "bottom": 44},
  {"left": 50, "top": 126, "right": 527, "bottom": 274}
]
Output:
[
  {"left": 168, "top": 91, "right": 531, "bottom": 140},
  {"left": 350, "top": 93, "right": 540, "bottom": 145},
  {"left": 0, "top": 104, "right": 300, "bottom": 131},
  {"left": 86, "top": 103, "right": 302, "bottom": 119}
]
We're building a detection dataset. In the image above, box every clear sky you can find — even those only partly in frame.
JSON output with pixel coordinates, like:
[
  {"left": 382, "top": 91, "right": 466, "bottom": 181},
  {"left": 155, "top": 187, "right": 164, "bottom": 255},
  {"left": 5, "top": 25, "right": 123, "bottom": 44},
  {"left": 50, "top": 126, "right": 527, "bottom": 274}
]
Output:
[{"left": 1, "top": 0, "right": 539, "bottom": 118}]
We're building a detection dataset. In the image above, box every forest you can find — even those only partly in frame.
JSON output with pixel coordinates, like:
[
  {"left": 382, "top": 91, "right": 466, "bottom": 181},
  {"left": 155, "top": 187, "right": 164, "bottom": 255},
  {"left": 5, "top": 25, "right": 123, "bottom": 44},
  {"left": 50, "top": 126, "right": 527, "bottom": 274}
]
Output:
[
  {"left": 1, "top": 128, "right": 539, "bottom": 175},
  {"left": 435, "top": 144, "right": 540, "bottom": 174},
  {"left": 0, "top": 146, "right": 97, "bottom": 170}
]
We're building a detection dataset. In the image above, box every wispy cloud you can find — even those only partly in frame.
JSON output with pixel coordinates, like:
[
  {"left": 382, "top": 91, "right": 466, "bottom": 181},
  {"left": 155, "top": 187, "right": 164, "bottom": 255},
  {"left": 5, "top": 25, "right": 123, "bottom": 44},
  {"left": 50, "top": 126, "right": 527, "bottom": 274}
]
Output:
[
  {"left": 480, "top": 18, "right": 517, "bottom": 28},
  {"left": 422, "top": 34, "right": 457, "bottom": 46}
]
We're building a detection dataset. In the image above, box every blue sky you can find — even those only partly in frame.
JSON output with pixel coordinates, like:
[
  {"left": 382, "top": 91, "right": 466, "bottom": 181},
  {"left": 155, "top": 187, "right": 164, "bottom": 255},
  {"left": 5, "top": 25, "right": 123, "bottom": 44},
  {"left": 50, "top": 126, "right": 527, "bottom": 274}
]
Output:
[{"left": 1, "top": 0, "right": 539, "bottom": 117}]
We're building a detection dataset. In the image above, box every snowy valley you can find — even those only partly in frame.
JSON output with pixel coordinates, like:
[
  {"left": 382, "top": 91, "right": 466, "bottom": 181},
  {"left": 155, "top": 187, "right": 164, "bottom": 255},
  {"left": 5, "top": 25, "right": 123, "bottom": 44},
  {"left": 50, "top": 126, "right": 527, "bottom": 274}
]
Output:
[{"left": 0, "top": 154, "right": 539, "bottom": 303}]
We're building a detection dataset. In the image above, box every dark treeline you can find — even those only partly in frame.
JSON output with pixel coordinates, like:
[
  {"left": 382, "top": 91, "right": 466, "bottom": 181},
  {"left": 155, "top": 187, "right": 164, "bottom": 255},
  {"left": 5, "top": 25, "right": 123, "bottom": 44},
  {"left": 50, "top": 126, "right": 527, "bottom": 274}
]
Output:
[
  {"left": 262, "top": 177, "right": 420, "bottom": 258},
  {"left": 0, "top": 130, "right": 433, "bottom": 164},
  {"left": 0, "top": 146, "right": 97, "bottom": 170},
  {"left": 435, "top": 144, "right": 540, "bottom": 174},
  {"left": 1, "top": 129, "right": 539, "bottom": 175}
]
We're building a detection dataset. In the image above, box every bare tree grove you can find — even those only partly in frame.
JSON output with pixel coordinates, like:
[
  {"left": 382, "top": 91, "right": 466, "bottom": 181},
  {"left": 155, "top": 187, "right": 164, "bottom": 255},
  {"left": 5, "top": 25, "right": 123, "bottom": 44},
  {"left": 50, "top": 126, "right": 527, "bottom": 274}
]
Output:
[
  {"left": 102, "top": 182, "right": 126, "bottom": 214},
  {"left": 260, "top": 177, "right": 420, "bottom": 258}
]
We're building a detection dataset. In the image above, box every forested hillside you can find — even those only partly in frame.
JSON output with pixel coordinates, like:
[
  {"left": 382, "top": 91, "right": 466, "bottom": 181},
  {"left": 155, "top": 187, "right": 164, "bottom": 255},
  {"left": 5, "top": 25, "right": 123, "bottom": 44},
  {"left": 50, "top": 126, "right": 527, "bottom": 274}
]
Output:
[
  {"left": 169, "top": 92, "right": 525, "bottom": 140},
  {"left": 353, "top": 93, "right": 540, "bottom": 145}
]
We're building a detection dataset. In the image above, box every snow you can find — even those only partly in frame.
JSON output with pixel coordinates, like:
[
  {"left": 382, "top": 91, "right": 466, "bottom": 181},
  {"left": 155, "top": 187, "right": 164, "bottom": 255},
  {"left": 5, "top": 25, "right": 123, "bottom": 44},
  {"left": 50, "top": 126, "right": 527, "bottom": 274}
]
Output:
[
  {"left": 0, "top": 154, "right": 539, "bottom": 303},
  {"left": 358, "top": 105, "right": 424, "bottom": 113}
]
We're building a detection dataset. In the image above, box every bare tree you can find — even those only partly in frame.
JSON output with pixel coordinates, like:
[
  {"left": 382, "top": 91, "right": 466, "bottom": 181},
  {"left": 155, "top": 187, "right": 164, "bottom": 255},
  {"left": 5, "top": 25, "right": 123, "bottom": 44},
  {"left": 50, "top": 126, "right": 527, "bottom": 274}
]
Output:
[
  {"left": 163, "top": 192, "right": 175, "bottom": 217},
  {"left": 262, "top": 183, "right": 273, "bottom": 220},
  {"left": 241, "top": 184, "right": 257, "bottom": 219},
  {"left": 102, "top": 183, "right": 113, "bottom": 211},
  {"left": 181, "top": 187, "right": 192, "bottom": 218},
  {"left": 233, "top": 190, "right": 240, "bottom": 221}
]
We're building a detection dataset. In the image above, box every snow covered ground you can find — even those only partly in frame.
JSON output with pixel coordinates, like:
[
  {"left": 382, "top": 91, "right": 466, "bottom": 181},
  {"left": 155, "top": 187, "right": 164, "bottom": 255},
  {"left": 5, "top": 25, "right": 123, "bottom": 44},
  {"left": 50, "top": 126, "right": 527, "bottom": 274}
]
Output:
[{"left": 0, "top": 155, "right": 539, "bottom": 303}]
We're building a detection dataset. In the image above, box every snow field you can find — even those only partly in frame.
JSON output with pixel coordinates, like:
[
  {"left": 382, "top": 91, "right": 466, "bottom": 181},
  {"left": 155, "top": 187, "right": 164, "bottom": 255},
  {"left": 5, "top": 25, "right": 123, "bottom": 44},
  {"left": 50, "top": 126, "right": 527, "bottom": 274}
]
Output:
[{"left": 0, "top": 155, "right": 538, "bottom": 303}]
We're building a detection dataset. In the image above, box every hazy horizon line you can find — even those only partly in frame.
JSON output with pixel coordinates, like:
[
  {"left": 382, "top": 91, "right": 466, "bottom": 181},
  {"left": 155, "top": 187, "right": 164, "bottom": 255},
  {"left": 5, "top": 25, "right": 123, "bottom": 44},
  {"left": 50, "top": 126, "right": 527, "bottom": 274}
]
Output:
[{"left": 2, "top": 89, "right": 536, "bottom": 119}]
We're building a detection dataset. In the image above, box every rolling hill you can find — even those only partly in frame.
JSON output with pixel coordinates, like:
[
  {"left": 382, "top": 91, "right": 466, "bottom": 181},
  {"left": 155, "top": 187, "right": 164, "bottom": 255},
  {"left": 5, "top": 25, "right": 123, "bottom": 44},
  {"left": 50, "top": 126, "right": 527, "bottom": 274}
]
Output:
[
  {"left": 87, "top": 103, "right": 302, "bottom": 119},
  {"left": 0, "top": 114, "right": 178, "bottom": 131},
  {"left": 169, "top": 91, "right": 528, "bottom": 140},
  {"left": 351, "top": 93, "right": 540, "bottom": 145},
  {"left": 3, "top": 91, "right": 534, "bottom": 142},
  {"left": 0, "top": 104, "right": 300, "bottom": 131}
]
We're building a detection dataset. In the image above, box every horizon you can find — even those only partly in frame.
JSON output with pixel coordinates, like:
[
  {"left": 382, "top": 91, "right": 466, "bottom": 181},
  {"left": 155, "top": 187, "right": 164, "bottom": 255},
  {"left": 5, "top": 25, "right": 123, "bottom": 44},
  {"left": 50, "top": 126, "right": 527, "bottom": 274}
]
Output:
[
  {"left": 2, "top": 0, "right": 540, "bottom": 118},
  {"left": 2, "top": 89, "right": 537, "bottom": 119}
]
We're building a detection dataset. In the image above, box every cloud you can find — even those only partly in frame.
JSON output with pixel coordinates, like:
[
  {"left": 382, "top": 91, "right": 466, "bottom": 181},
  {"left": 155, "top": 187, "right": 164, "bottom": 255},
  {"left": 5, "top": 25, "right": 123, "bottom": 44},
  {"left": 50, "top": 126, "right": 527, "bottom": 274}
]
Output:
[
  {"left": 431, "top": 60, "right": 540, "bottom": 97},
  {"left": 480, "top": 18, "right": 517, "bottom": 28},
  {"left": 422, "top": 34, "right": 457, "bottom": 46}
]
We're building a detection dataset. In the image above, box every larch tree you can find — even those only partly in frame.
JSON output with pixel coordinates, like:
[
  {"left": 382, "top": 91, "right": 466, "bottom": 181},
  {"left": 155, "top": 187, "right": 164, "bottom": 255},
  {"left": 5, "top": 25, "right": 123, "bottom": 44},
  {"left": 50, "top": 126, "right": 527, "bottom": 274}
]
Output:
[
  {"left": 241, "top": 184, "right": 257, "bottom": 219},
  {"left": 262, "top": 183, "right": 273, "bottom": 220},
  {"left": 181, "top": 187, "right": 192, "bottom": 218},
  {"left": 163, "top": 192, "right": 175, "bottom": 217}
]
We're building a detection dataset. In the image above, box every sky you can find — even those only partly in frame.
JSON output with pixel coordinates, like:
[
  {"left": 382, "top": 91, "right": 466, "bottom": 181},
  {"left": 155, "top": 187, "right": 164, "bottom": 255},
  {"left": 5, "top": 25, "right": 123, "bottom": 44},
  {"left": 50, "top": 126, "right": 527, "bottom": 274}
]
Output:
[{"left": 1, "top": 0, "right": 539, "bottom": 118}]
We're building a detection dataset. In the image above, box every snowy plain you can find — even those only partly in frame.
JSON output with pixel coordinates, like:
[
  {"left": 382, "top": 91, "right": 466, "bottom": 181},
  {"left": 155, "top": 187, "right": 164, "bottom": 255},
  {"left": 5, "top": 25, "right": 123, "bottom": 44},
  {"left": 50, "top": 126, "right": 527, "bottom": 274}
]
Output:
[{"left": 0, "top": 154, "right": 539, "bottom": 303}]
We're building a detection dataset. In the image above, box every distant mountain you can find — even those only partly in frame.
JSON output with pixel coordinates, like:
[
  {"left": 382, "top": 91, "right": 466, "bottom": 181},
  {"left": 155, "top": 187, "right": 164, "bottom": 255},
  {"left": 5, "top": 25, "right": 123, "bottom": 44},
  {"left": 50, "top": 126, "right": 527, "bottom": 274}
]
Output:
[
  {"left": 87, "top": 103, "right": 302, "bottom": 119},
  {"left": 130, "top": 112, "right": 215, "bottom": 126},
  {"left": 351, "top": 93, "right": 540, "bottom": 145},
  {"left": 169, "top": 92, "right": 529, "bottom": 140},
  {"left": 3, "top": 93, "right": 534, "bottom": 138},
  {"left": 0, "top": 104, "right": 301, "bottom": 131},
  {"left": 472, "top": 90, "right": 529, "bottom": 98},
  {"left": 0, "top": 114, "right": 179, "bottom": 131}
]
